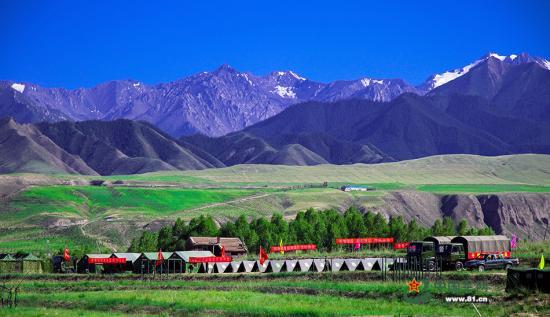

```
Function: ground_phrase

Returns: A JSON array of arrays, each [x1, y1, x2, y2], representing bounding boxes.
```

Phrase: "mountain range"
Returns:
[[4, 52, 548, 138], [1, 52, 549, 175]]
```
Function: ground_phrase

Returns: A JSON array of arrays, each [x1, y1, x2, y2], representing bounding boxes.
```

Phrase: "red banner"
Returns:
[[393, 242, 410, 250], [336, 237, 394, 244], [270, 244, 317, 253], [88, 257, 126, 265], [188, 256, 232, 263]]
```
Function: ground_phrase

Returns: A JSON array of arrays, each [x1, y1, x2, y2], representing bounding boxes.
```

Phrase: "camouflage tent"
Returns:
[[0, 254, 17, 274], [0, 254, 15, 261], [0, 253, 43, 274], [17, 254, 42, 274], [297, 259, 313, 272]]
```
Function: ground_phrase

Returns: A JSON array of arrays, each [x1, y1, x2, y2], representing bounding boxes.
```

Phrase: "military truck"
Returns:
[[406, 235, 514, 271], [435, 242, 467, 270], [405, 241, 437, 271]]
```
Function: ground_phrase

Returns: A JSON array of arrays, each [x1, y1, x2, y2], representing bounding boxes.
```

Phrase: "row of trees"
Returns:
[[128, 208, 494, 253]]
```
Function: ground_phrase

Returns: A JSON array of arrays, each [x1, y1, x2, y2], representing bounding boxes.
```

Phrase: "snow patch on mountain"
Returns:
[[272, 85, 296, 98], [288, 71, 305, 81], [361, 78, 384, 87], [11, 83, 25, 93], [273, 71, 306, 81], [238, 73, 254, 85], [431, 59, 485, 89], [489, 53, 506, 61]]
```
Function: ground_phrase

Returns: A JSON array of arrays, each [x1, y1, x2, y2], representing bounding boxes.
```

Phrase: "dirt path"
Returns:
[[75, 193, 273, 250], [79, 220, 117, 251], [181, 193, 272, 212]]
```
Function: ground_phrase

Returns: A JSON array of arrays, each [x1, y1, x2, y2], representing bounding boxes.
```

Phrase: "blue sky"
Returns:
[[1, 0, 549, 88]]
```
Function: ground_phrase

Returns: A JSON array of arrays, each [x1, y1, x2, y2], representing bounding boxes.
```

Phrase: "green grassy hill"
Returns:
[[1, 154, 549, 253], [97, 154, 550, 186]]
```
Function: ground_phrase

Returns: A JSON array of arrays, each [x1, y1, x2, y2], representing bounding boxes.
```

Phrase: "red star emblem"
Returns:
[[407, 277, 422, 293]]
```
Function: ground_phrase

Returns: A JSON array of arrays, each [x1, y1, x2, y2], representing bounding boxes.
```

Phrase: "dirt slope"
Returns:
[[374, 191, 549, 240]]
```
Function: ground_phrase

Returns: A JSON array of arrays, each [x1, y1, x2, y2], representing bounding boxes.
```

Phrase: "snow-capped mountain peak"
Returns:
[[420, 52, 550, 91], [360, 78, 384, 87], [269, 70, 306, 81], [11, 83, 25, 93], [422, 58, 484, 90]]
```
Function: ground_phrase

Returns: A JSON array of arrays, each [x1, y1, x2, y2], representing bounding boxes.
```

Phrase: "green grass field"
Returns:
[[0, 273, 546, 316], [0, 186, 264, 252], [27, 154, 550, 186], [5, 186, 260, 221], [417, 184, 550, 193], [178, 154, 550, 186], [1, 154, 550, 253]]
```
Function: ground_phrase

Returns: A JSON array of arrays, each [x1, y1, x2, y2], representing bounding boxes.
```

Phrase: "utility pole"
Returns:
[[543, 219, 549, 241]]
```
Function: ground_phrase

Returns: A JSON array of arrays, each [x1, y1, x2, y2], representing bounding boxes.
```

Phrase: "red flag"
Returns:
[[63, 247, 70, 262], [259, 246, 268, 265], [155, 249, 164, 267], [221, 245, 226, 257]]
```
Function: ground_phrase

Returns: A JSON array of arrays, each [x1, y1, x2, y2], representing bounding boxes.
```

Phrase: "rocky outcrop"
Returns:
[[477, 194, 550, 241], [374, 191, 550, 240]]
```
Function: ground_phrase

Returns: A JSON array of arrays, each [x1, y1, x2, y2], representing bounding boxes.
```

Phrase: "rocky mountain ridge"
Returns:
[[2, 52, 547, 137]]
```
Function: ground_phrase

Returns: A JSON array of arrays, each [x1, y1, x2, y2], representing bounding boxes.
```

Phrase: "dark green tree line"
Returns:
[[129, 208, 495, 253]]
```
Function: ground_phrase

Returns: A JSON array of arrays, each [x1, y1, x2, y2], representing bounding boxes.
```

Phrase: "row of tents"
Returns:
[[203, 258, 384, 274], [0, 253, 43, 274], [59, 250, 388, 274]]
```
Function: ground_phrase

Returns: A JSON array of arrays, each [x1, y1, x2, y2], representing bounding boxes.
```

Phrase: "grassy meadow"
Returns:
[[6, 186, 259, 220], [1, 154, 550, 253], [1, 272, 547, 316]]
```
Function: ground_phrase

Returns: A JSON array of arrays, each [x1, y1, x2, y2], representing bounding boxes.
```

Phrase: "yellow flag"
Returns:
[[279, 238, 284, 255], [538, 254, 545, 269]]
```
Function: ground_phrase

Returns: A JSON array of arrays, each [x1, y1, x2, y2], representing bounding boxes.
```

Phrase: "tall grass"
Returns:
[[7, 186, 259, 220]]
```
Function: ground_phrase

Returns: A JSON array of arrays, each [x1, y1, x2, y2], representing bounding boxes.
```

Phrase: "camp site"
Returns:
[[1, 159, 549, 317], [2, 4, 550, 314], [1, 221, 548, 316], [1, 169, 549, 316]]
